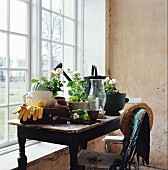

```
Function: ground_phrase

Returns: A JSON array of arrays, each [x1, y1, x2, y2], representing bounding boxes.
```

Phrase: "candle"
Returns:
[[95, 97, 99, 110]]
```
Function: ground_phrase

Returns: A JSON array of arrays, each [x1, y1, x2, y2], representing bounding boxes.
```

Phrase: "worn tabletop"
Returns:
[[8, 116, 120, 133]]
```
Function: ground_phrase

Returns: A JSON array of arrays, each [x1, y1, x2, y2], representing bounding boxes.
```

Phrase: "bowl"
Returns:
[[68, 102, 88, 110], [28, 91, 53, 100]]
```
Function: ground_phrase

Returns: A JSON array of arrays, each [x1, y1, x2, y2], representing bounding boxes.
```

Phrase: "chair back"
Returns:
[[119, 109, 146, 169]]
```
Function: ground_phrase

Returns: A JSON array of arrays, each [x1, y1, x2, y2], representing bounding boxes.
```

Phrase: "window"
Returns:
[[0, 0, 30, 147], [41, 0, 77, 77], [0, 0, 83, 148]]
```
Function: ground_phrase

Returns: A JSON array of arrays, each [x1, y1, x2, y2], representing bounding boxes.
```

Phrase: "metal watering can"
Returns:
[[84, 65, 106, 95]]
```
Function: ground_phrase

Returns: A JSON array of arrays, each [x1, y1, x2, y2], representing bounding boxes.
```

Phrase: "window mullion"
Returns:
[[38, 0, 42, 78], [5, 0, 10, 143], [62, 0, 64, 69], [49, 9, 52, 70], [27, 0, 31, 92], [74, 0, 77, 71], [76, 0, 84, 76]]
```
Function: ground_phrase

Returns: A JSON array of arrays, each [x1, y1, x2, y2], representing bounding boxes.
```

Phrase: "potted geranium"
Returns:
[[31, 68, 64, 97], [104, 77, 128, 116], [67, 71, 88, 110]]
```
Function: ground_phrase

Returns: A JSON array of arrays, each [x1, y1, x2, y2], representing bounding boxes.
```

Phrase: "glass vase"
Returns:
[[88, 79, 106, 114]]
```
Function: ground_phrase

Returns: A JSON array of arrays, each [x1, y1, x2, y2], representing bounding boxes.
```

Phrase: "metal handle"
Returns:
[[91, 65, 98, 77]]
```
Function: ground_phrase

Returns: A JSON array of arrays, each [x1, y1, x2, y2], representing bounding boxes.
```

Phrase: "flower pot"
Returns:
[[68, 102, 88, 110], [87, 110, 99, 121], [104, 93, 129, 116]]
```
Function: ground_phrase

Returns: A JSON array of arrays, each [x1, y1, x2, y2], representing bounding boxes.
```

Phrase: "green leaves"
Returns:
[[67, 72, 88, 102], [69, 96, 78, 102], [31, 79, 39, 83], [104, 79, 119, 94], [71, 109, 90, 121], [31, 74, 63, 96], [83, 113, 90, 121]]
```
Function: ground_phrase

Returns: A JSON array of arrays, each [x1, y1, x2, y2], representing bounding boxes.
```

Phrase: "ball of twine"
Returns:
[[120, 102, 153, 137]]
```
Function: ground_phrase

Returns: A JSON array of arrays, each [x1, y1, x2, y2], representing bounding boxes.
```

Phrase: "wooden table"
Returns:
[[8, 116, 120, 170]]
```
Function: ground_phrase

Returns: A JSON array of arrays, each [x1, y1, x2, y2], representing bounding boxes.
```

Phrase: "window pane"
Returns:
[[64, 0, 75, 18], [64, 46, 74, 70], [0, 0, 7, 30], [42, 10, 50, 40], [42, 71, 49, 78], [64, 19, 74, 45], [0, 33, 7, 68], [52, 0, 62, 14], [52, 14, 62, 42], [9, 106, 18, 141], [10, 0, 28, 34], [42, 0, 51, 10], [0, 108, 5, 143], [52, 43, 62, 69], [9, 71, 26, 105], [0, 71, 7, 105], [10, 35, 27, 68], [42, 41, 50, 70]]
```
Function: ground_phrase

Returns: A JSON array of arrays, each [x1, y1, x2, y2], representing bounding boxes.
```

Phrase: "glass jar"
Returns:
[[88, 79, 106, 114]]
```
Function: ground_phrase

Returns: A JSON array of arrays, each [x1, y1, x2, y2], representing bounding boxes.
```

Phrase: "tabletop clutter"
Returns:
[[12, 64, 112, 125]]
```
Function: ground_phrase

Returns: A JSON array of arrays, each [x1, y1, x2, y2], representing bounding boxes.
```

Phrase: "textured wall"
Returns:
[[106, 0, 167, 169], [26, 147, 70, 170]]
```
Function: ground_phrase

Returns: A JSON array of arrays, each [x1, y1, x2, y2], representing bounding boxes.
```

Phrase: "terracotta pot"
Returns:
[[104, 93, 129, 116], [87, 110, 99, 121], [68, 102, 88, 110]]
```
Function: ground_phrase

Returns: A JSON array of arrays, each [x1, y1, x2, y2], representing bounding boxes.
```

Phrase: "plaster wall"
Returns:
[[106, 0, 167, 168]]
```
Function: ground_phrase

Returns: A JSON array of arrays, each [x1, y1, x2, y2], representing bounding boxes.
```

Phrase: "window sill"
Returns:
[[0, 142, 67, 170]]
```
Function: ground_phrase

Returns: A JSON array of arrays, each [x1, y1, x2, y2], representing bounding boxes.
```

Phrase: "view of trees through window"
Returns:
[[0, 0, 78, 147], [0, 0, 29, 146], [41, 0, 76, 77]]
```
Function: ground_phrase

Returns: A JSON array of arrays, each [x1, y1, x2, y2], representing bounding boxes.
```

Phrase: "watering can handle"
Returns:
[[91, 65, 98, 77], [125, 98, 129, 103]]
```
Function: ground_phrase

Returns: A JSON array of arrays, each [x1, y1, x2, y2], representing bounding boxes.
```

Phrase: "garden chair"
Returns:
[[102, 98, 143, 153], [103, 102, 153, 169], [77, 107, 151, 170]]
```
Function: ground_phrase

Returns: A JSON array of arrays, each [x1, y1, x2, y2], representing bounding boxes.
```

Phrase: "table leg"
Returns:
[[18, 130, 27, 170], [79, 142, 88, 170], [68, 137, 79, 170], [80, 142, 87, 150]]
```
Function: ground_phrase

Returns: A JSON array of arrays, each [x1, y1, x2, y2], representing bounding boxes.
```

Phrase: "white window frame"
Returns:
[[0, 0, 84, 149], [0, 0, 31, 148], [31, 0, 84, 78], [31, 0, 84, 98]]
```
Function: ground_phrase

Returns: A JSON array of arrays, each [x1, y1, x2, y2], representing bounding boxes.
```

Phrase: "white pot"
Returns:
[[28, 91, 53, 100]]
